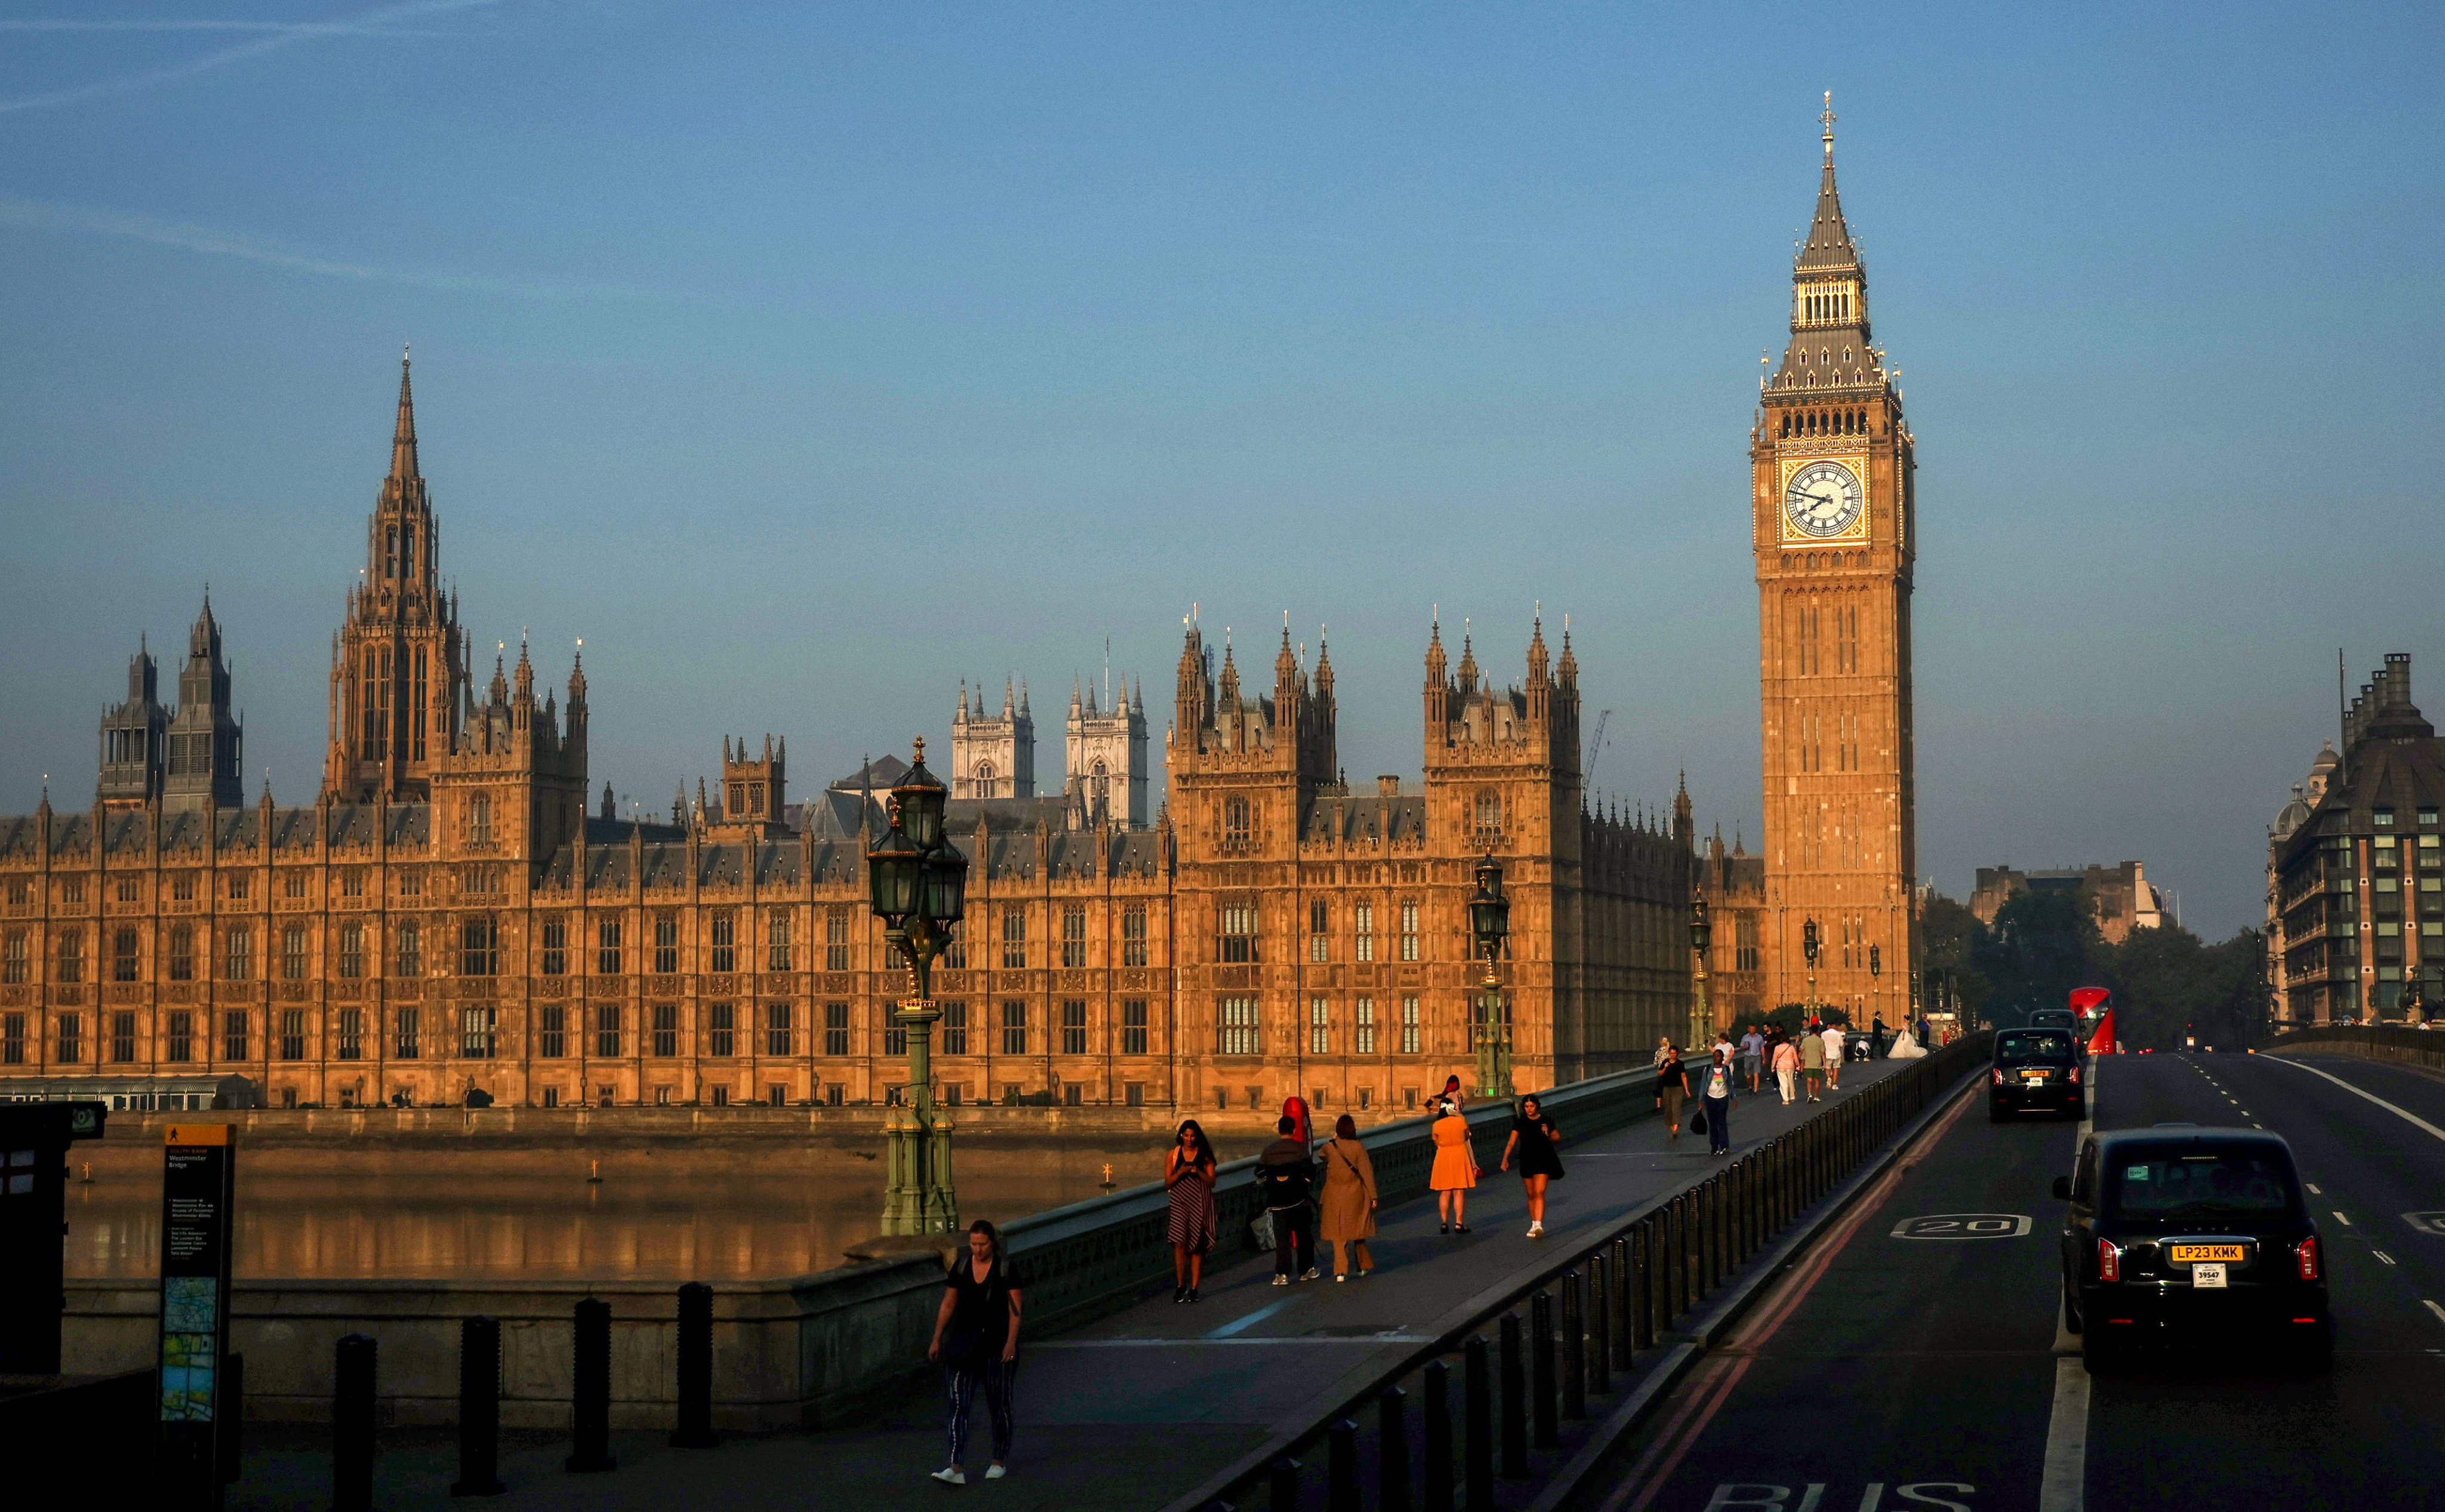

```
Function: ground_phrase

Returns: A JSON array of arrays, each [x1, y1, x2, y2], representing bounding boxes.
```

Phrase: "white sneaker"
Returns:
[[932, 1467, 966, 1485], [984, 1465, 1008, 1480], [1528, 1222, 1544, 1237], [1272, 1273, 1291, 1286], [1300, 1268, 1321, 1282]]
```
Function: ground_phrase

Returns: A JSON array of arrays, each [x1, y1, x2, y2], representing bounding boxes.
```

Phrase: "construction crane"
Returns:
[[1584, 709, 1612, 789]]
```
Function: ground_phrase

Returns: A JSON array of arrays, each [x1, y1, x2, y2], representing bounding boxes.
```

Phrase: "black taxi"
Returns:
[[2053, 1127, 2330, 1370], [1988, 1028, 2083, 1120]]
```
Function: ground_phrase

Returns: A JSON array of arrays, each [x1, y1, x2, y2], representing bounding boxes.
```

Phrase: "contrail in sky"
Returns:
[[0, 0, 507, 115]]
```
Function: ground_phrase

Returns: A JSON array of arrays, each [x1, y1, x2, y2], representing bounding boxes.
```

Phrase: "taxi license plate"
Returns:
[[2169, 1243, 2245, 1264], [2191, 1262, 2228, 1288], [2020, 1070, 2049, 1081]]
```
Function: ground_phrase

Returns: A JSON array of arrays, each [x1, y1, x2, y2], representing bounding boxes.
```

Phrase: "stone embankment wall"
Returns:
[[2264, 1023, 2445, 1075]]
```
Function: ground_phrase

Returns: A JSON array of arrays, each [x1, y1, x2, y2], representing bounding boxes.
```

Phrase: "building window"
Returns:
[[1735, 914, 1761, 973], [167, 925, 194, 983], [397, 922, 421, 978], [768, 911, 793, 972], [284, 870, 307, 900], [1061, 999, 1088, 1054], [2, 931, 26, 986], [540, 917, 566, 976], [57, 1012, 82, 1064], [113, 927, 141, 982], [825, 1002, 851, 1057], [654, 916, 679, 975], [171, 872, 196, 903], [708, 1002, 735, 1058], [538, 1003, 567, 1059], [59, 876, 85, 905], [764, 1002, 792, 1056], [4, 879, 24, 906], [335, 1008, 362, 1061], [942, 1000, 968, 1056], [1122, 907, 1148, 968], [460, 916, 498, 977], [57, 928, 84, 984], [166, 1010, 193, 1063], [341, 869, 365, 899], [226, 874, 247, 901], [944, 925, 966, 971], [116, 877, 139, 904], [339, 923, 366, 980], [1218, 997, 1260, 1057], [1000, 1000, 1027, 1055], [280, 1009, 306, 1061], [1356, 997, 1377, 1055], [711, 911, 737, 973], [112, 1010, 138, 1063], [461, 866, 501, 896], [1474, 790, 1502, 838], [827, 907, 852, 971], [1400, 901, 1421, 962], [1221, 901, 1258, 963], [461, 1006, 496, 1060], [1000, 910, 1028, 969], [594, 1004, 620, 1058], [221, 926, 249, 981], [2374, 836, 2398, 870], [470, 795, 493, 847], [223, 1010, 248, 1062], [281, 924, 309, 981], [884, 1006, 907, 1058], [2375, 806, 2395, 827], [597, 917, 622, 975], [1061, 906, 1088, 969], [652, 1003, 679, 1058], [1400, 996, 1420, 1055], [399, 870, 421, 898], [1310, 900, 1331, 962], [1122, 999, 1148, 1055], [1225, 796, 1251, 848], [3, 1011, 27, 1066], [1310, 997, 1331, 1055]]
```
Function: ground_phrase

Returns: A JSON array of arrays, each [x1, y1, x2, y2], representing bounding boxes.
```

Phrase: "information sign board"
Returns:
[[158, 1123, 236, 1508]]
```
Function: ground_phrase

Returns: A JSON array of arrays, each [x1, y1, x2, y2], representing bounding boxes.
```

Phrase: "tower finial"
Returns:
[[1821, 90, 1836, 164]]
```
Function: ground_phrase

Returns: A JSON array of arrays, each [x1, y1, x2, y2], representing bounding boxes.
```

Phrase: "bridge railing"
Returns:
[[2262, 1023, 2445, 1073], [1169, 1031, 1994, 1512]]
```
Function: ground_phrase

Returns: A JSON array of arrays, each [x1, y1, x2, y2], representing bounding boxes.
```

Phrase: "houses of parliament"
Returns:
[[0, 110, 1920, 1112]]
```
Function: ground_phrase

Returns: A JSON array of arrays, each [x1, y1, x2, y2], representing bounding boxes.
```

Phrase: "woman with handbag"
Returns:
[[1317, 1113, 1379, 1279], [1701, 1048, 1736, 1156], [926, 1220, 1024, 1485]]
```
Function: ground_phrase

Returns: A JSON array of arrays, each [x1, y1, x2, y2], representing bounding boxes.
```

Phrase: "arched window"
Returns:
[[1474, 790, 1502, 837], [1224, 796, 1251, 847], [973, 761, 996, 799], [1091, 759, 1108, 814]]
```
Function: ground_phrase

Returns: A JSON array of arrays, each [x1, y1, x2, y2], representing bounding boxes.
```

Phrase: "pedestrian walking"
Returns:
[[1258, 1115, 1319, 1283], [1821, 1022, 1847, 1091], [1701, 1049, 1735, 1156], [1428, 1098, 1479, 1233], [1317, 1113, 1378, 1280], [1499, 1093, 1566, 1237], [1655, 1039, 1690, 1139], [926, 1220, 1023, 1485], [1771, 1032, 1800, 1104], [1739, 1025, 1766, 1094], [1799, 1024, 1825, 1101], [1165, 1119, 1218, 1302]]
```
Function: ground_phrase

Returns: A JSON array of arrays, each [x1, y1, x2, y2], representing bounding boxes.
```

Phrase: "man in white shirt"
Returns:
[[1738, 1027, 1766, 1093], [1821, 1023, 1848, 1092]]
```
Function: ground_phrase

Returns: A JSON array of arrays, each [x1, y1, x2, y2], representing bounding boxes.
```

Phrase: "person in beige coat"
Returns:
[[1317, 1113, 1379, 1280]]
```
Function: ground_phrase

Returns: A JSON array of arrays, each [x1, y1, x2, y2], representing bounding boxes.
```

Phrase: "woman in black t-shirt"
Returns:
[[926, 1219, 1025, 1485]]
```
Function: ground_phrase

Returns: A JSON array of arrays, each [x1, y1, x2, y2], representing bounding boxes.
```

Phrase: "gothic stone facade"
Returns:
[[0, 362, 1694, 1111]]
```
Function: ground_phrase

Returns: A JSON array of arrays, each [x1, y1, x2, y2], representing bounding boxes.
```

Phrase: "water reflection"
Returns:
[[68, 1141, 1178, 1282]]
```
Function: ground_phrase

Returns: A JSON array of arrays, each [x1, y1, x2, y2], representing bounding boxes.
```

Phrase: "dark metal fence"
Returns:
[[2263, 1023, 2445, 1073]]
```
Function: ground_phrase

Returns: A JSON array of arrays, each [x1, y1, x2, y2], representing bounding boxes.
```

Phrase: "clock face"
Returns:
[[1784, 460, 1864, 539]]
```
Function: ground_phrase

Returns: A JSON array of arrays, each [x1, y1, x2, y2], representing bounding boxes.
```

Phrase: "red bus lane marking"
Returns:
[[1597, 1086, 1983, 1512]]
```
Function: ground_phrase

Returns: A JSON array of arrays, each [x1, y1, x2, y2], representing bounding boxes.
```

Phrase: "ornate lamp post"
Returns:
[[867, 738, 968, 1236], [1801, 917, 1821, 1026], [1688, 894, 1713, 1054], [1868, 943, 1882, 1033], [1467, 855, 1512, 1099]]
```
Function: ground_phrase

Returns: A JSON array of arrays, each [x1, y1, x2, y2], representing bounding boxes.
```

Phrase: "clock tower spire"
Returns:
[[1747, 94, 1918, 1030]]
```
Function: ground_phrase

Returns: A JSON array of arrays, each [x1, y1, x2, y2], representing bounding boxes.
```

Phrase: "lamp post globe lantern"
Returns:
[[868, 738, 962, 1237], [1468, 855, 1512, 1098], [1800, 917, 1820, 1027]]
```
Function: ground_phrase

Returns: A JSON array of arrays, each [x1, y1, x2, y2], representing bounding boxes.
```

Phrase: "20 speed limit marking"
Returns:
[[1890, 1214, 2033, 1240]]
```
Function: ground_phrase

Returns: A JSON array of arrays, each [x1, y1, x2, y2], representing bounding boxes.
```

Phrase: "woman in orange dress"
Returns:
[[1428, 1099, 1479, 1234]]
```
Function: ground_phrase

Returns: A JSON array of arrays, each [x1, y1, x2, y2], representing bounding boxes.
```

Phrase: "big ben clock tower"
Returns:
[[1751, 96, 1917, 1026]]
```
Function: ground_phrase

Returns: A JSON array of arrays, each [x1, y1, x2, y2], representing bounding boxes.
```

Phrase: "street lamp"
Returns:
[[1801, 917, 1820, 1026], [1467, 855, 1512, 1098], [1868, 943, 1882, 1034], [1689, 894, 1713, 1054], [866, 738, 968, 1236]]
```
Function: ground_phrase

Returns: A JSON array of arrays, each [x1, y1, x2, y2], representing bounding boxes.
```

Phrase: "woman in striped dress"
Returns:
[[1165, 1119, 1219, 1302]]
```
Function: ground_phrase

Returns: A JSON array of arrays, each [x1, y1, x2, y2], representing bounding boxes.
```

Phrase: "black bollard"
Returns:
[[1561, 1271, 1588, 1418], [1498, 1311, 1527, 1479], [451, 1316, 506, 1496], [1529, 1291, 1559, 1449], [672, 1282, 718, 1449], [1610, 1235, 1633, 1359], [1380, 1386, 1413, 1512], [1631, 1223, 1653, 1351], [1588, 1252, 1611, 1393], [332, 1333, 377, 1512], [1268, 1455, 1303, 1512], [1463, 1338, 1493, 1511], [1328, 1418, 1360, 1512], [566, 1297, 617, 1473], [218, 1351, 245, 1486]]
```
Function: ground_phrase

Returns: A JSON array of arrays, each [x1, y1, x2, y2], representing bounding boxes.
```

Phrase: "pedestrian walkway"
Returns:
[[226, 1060, 1911, 1512]]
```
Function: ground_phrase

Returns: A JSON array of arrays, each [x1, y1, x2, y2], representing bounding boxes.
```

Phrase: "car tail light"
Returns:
[[2068, 1065, 2081, 1085], [1992, 1070, 2005, 1086], [2096, 1238, 2121, 1282], [2296, 1237, 2319, 1280]]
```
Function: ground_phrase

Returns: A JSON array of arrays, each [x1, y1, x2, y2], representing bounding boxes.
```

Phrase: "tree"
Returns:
[[1919, 891, 1993, 1026], [1972, 890, 2101, 1027]]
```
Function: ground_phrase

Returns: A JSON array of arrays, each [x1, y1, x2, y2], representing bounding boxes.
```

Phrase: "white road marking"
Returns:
[[2039, 1356, 2090, 1512], [2334, 1211, 2353, 1226], [2262, 1055, 2445, 1141], [2309, 1184, 2323, 1195], [2426, 1300, 2445, 1327], [2372, 1251, 2395, 1266], [1205, 1297, 1297, 1338]]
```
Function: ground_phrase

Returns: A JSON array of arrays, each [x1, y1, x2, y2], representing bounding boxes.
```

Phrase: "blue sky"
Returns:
[[1, 2, 2438, 939]]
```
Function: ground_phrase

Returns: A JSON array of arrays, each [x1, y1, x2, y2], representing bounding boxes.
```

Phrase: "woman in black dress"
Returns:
[[1499, 1094, 1566, 1239], [1165, 1119, 1218, 1301]]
